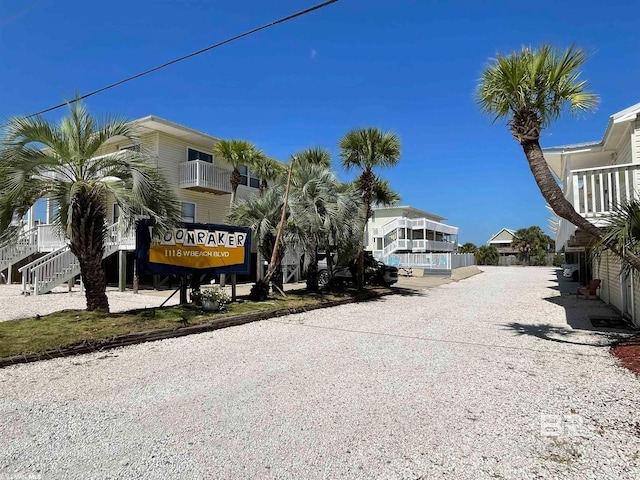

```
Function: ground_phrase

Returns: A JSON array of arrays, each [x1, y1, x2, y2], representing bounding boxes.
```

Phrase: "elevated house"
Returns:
[[368, 205, 462, 270], [487, 228, 519, 265], [1, 116, 270, 294], [543, 101, 640, 325]]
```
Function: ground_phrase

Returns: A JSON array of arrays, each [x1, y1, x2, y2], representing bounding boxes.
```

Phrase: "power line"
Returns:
[[15, 0, 339, 120]]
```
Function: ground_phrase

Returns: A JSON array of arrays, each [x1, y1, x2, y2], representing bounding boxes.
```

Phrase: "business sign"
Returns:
[[136, 220, 252, 275], [565, 246, 586, 253]]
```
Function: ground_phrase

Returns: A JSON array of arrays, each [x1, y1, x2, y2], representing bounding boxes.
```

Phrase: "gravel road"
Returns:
[[1, 267, 639, 479]]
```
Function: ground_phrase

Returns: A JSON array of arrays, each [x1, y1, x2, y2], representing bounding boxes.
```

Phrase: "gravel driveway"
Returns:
[[1, 267, 639, 479]]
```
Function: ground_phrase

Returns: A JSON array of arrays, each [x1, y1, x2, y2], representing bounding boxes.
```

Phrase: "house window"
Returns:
[[238, 165, 260, 188], [187, 148, 213, 163], [113, 204, 120, 224], [181, 202, 196, 223], [239, 165, 248, 185]]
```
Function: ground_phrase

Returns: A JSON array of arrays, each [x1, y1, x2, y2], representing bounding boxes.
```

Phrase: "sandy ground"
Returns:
[[1, 266, 639, 479]]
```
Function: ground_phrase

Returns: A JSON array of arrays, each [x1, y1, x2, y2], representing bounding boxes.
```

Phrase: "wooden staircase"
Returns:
[[19, 223, 122, 295]]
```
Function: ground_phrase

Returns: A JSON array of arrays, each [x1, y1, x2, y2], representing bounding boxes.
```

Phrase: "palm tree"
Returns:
[[339, 127, 401, 286], [227, 184, 287, 274], [477, 44, 640, 272], [0, 100, 180, 311], [288, 161, 362, 291], [213, 139, 263, 205], [459, 243, 477, 254], [295, 146, 332, 168], [476, 245, 499, 265], [251, 156, 285, 195]]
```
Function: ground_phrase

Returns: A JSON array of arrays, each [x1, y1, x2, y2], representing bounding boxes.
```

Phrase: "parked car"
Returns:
[[317, 251, 399, 287], [561, 263, 580, 281]]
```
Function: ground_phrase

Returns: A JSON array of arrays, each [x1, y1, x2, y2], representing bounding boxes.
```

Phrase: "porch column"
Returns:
[[118, 250, 127, 292]]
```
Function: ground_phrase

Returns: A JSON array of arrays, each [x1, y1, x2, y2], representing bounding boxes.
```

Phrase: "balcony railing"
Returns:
[[373, 217, 459, 238], [179, 161, 233, 194], [570, 163, 638, 218]]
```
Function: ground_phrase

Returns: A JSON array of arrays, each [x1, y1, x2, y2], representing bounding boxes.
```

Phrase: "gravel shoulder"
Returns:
[[1, 267, 639, 479]]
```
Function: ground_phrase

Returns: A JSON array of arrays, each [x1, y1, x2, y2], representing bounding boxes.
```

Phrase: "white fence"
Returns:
[[379, 252, 476, 271]]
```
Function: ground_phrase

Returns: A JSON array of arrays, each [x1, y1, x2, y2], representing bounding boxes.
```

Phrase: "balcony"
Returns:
[[555, 163, 640, 251], [569, 163, 638, 218], [179, 161, 233, 194]]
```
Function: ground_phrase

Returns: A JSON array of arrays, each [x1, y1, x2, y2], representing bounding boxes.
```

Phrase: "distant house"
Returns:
[[487, 228, 519, 265], [367, 205, 460, 270]]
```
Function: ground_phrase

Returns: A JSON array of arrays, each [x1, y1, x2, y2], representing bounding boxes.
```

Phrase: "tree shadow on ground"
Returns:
[[504, 321, 615, 347]]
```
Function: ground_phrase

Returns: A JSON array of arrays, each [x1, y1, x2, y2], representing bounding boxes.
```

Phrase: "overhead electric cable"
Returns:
[[12, 0, 339, 120]]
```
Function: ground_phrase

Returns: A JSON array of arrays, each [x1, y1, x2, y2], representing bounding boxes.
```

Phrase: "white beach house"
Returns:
[[543, 101, 640, 324], [1, 116, 267, 294]]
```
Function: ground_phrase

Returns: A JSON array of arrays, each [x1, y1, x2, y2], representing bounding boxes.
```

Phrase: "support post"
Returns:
[[118, 250, 127, 292], [231, 274, 237, 302], [179, 275, 187, 304], [133, 260, 139, 294]]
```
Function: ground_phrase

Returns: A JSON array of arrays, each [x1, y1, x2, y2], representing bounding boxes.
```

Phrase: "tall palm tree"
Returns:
[[477, 44, 640, 272], [251, 156, 285, 194], [339, 127, 401, 286], [0, 100, 180, 311], [213, 139, 263, 205], [288, 162, 361, 291], [295, 146, 332, 168], [226, 184, 287, 274]]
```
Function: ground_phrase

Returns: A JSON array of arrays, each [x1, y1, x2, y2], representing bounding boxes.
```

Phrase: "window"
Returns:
[[238, 164, 260, 188], [188, 148, 213, 163], [239, 165, 248, 186], [181, 202, 196, 223], [113, 204, 120, 224]]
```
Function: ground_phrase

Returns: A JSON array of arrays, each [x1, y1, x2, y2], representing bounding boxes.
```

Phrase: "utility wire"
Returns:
[[14, 0, 339, 120]]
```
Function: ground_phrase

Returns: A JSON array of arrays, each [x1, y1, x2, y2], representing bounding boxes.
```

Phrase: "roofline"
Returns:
[[372, 204, 446, 222], [131, 115, 222, 144], [487, 227, 519, 243], [543, 101, 640, 154]]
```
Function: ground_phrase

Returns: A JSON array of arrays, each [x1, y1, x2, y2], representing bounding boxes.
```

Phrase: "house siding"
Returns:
[[618, 137, 632, 165], [489, 230, 515, 243], [632, 120, 640, 163], [595, 251, 623, 313]]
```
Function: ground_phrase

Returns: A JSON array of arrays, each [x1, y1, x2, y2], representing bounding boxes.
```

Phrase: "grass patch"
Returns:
[[0, 287, 385, 359]]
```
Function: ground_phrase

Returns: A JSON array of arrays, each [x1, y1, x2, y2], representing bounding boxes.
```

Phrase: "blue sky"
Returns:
[[1, 0, 638, 245]]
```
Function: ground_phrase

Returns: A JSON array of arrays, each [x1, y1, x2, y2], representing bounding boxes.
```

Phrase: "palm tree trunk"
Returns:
[[356, 169, 376, 288], [79, 253, 109, 311], [522, 140, 640, 271], [230, 169, 242, 206], [306, 237, 319, 291]]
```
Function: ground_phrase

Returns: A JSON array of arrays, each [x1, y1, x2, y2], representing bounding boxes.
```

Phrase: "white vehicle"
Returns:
[[562, 263, 579, 281]]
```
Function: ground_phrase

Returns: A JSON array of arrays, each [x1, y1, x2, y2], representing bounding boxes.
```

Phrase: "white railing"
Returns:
[[20, 246, 78, 295], [20, 222, 125, 295], [0, 227, 39, 283], [37, 224, 67, 251], [179, 161, 233, 193], [378, 252, 475, 270], [570, 163, 638, 217], [375, 217, 459, 238], [411, 240, 456, 252]]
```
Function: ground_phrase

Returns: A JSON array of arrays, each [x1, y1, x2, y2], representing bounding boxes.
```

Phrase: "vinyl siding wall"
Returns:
[[594, 250, 624, 314], [632, 120, 640, 163]]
